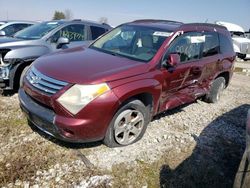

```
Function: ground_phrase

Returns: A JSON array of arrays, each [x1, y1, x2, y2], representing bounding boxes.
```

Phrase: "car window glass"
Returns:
[[51, 24, 85, 43], [219, 33, 234, 54], [90, 26, 106, 40], [91, 25, 171, 62], [202, 32, 219, 57], [2, 24, 30, 36], [165, 32, 203, 63]]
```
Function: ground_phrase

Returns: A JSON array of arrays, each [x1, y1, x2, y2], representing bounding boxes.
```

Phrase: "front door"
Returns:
[[159, 32, 203, 111]]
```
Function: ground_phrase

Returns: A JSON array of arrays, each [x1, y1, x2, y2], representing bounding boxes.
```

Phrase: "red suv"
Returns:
[[19, 20, 235, 147]]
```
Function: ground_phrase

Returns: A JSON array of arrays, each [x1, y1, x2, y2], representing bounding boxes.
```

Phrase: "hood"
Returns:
[[0, 37, 39, 48], [232, 37, 250, 43], [0, 37, 22, 44], [34, 47, 149, 85]]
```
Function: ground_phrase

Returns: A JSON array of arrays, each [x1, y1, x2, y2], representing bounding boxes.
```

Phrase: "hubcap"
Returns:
[[216, 83, 224, 101], [114, 109, 144, 145]]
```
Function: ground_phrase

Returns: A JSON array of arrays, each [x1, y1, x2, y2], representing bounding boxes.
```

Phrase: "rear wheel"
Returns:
[[104, 99, 150, 147], [205, 77, 225, 103]]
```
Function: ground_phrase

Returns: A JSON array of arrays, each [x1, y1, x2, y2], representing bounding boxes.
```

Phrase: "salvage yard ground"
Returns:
[[0, 65, 250, 187]]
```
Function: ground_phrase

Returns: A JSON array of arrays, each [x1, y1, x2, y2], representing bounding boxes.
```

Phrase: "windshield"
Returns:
[[14, 21, 62, 40], [91, 25, 172, 62], [231, 31, 246, 38]]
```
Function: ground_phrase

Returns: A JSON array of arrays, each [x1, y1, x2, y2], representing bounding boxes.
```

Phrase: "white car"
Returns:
[[0, 21, 36, 37], [216, 21, 250, 60]]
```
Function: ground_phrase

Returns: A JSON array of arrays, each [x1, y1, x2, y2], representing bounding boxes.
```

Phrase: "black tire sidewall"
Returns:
[[206, 77, 225, 103], [104, 99, 150, 147]]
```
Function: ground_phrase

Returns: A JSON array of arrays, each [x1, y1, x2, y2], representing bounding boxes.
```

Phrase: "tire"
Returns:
[[19, 66, 30, 88], [205, 77, 225, 103], [103, 99, 150, 147]]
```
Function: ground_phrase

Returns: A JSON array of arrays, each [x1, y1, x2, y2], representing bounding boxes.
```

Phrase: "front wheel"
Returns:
[[104, 99, 150, 147], [205, 77, 225, 103]]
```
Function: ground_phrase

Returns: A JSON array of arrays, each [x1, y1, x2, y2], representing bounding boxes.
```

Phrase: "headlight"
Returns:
[[0, 66, 10, 80], [57, 83, 110, 115]]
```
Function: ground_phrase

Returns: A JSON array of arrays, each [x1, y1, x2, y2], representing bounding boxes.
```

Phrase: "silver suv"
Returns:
[[0, 19, 111, 93]]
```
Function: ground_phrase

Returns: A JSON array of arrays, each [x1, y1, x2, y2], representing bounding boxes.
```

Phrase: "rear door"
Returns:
[[197, 31, 221, 92]]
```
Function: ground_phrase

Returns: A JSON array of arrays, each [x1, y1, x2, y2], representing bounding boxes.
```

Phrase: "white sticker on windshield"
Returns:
[[190, 36, 205, 43], [153, 31, 173, 37], [47, 22, 58, 25]]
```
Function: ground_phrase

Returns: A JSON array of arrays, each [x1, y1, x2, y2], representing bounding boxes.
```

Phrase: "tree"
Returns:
[[99, 17, 108, 24], [52, 11, 65, 20], [64, 9, 73, 20]]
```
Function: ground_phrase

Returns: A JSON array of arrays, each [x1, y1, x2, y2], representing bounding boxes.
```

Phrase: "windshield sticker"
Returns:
[[190, 36, 205, 43], [153, 31, 173, 37], [47, 22, 58, 25]]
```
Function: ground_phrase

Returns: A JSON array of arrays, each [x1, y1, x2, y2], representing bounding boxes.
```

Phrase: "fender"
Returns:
[[4, 45, 50, 62], [111, 79, 162, 116], [233, 43, 240, 53]]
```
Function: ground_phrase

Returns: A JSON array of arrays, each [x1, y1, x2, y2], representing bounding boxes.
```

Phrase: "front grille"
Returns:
[[26, 66, 68, 95], [241, 43, 250, 54]]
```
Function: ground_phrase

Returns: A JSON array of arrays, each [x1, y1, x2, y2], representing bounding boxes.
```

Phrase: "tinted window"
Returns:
[[166, 32, 203, 63], [219, 33, 234, 54], [202, 32, 219, 57], [15, 22, 62, 40], [90, 26, 106, 40], [52, 24, 85, 42]]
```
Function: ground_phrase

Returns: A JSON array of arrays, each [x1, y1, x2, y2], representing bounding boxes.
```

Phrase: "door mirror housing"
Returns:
[[0, 30, 6, 36], [56, 37, 70, 49], [168, 53, 180, 67]]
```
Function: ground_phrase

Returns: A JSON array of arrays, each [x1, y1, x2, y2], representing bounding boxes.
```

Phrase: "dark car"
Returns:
[[0, 20, 36, 37], [19, 19, 235, 147], [234, 109, 250, 188], [0, 19, 111, 92]]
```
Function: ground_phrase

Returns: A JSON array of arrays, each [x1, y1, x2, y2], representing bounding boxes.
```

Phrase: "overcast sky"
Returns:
[[0, 0, 249, 30]]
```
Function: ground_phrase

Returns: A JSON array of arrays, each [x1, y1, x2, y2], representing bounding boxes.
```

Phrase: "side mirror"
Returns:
[[56, 37, 70, 49], [0, 30, 6, 36], [167, 53, 180, 67]]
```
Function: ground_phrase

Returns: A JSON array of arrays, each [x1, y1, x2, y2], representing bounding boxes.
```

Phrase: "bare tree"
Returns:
[[64, 9, 74, 20], [99, 17, 108, 24]]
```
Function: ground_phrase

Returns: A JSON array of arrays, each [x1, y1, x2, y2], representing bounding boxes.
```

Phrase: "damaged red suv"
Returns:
[[19, 20, 235, 147]]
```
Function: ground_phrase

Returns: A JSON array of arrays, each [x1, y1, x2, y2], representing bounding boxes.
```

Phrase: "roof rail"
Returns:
[[182, 23, 227, 30], [72, 19, 82, 21], [132, 19, 183, 24]]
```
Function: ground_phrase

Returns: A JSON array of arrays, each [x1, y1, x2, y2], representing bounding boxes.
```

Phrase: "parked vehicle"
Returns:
[[245, 31, 250, 40], [0, 20, 111, 92], [216, 21, 250, 60], [0, 20, 35, 37], [19, 19, 235, 147], [234, 109, 250, 187]]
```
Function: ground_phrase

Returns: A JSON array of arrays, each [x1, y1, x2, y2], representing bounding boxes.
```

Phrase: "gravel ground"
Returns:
[[0, 73, 250, 187]]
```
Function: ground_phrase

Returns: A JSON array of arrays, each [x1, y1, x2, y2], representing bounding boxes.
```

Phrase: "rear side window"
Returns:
[[202, 32, 219, 57], [90, 26, 106, 40], [219, 33, 234, 54]]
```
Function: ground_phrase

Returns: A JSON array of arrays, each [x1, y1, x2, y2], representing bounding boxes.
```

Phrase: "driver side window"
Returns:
[[164, 32, 203, 63], [51, 24, 85, 43]]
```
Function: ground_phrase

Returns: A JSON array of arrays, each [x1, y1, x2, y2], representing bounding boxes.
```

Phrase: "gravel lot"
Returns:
[[0, 72, 250, 187]]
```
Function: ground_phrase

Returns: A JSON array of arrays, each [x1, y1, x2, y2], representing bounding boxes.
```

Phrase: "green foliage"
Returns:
[[52, 11, 66, 20]]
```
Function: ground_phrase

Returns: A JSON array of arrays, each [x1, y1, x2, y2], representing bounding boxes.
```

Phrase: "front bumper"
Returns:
[[19, 88, 106, 143]]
